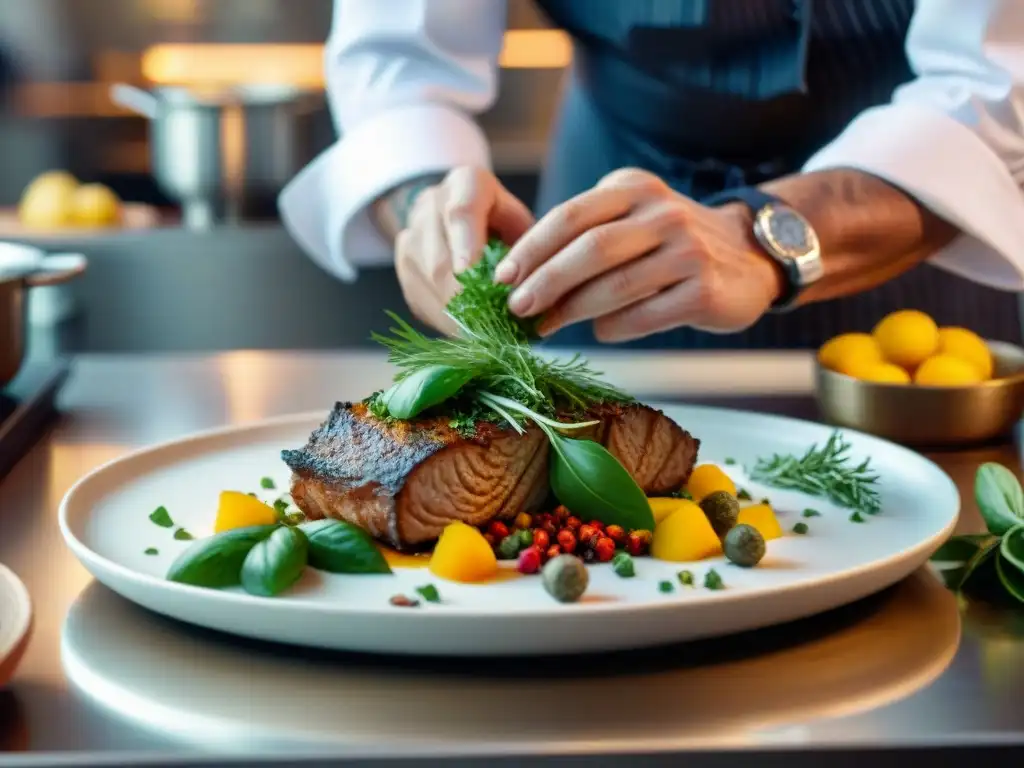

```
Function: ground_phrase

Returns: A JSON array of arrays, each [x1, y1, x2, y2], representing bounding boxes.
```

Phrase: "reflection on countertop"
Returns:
[[59, 571, 960, 755]]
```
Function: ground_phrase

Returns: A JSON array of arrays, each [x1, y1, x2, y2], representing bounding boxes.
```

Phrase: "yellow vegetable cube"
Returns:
[[651, 502, 723, 562], [429, 521, 498, 583], [685, 464, 737, 502], [736, 503, 783, 541], [214, 491, 279, 532], [648, 497, 688, 525]]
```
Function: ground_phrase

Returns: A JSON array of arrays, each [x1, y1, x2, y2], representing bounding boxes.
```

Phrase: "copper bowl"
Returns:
[[815, 340, 1024, 447]]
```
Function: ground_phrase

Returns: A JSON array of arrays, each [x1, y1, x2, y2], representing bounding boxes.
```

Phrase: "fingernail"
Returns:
[[494, 260, 518, 284], [508, 289, 533, 316]]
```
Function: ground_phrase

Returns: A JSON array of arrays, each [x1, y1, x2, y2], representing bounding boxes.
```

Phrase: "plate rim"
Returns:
[[58, 404, 960, 619], [0, 561, 33, 669]]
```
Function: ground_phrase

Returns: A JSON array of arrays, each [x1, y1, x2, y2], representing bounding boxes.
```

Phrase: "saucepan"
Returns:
[[0, 243, 87, 388], [110, 83, 322, 228]]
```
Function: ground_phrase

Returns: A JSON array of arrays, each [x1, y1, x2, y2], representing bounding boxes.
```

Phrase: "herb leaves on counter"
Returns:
[[932, 462, 1024, 604], [149, 506, 174, 528]]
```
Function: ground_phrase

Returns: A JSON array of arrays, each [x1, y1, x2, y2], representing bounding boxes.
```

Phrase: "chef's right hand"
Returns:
[[389, 167, 535, 335]]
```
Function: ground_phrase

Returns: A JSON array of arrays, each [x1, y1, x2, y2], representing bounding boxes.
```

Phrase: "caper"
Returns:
[[541, 554, 589, 603], [699, 490, 740, 538], [723, 524, 766, 567]]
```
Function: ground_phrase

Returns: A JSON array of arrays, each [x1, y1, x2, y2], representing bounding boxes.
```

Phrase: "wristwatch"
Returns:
[[703, 186, 823, 312]]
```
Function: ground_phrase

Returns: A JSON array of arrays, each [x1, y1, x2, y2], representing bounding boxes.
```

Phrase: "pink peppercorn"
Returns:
[[517, 546, 543, 574]]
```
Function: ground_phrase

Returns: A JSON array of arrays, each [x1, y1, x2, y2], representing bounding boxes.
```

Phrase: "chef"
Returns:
[[279, 0, 1024, 349]]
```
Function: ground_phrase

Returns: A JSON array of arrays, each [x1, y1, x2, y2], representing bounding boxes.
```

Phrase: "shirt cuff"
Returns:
[[803, 102, 1024, 292], [277, 103, 491, 282]]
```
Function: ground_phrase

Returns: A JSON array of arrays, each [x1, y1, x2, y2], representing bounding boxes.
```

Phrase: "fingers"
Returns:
[[537, 245, 700, 336], [593, 274, 720, 343], [396, 197, 459, 336], [506, 219, 663, 317], [496, 168, 667, 288], [441, 167, 534, 272]]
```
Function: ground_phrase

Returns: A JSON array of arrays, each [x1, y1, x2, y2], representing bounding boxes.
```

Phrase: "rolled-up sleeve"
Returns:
[[278, 0, 506, 281], [803, 0, 1024, 291]]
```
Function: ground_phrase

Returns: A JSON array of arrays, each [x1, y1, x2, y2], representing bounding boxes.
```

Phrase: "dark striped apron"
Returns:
[[534, 0, 1022, 350]]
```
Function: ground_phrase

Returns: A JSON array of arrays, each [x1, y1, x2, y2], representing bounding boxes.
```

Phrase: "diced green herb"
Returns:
[[173, 528, 194, 540], [149, 506, 174, 528], [284, 512, 306, 526], [611, 551, 635, 577], [802, 508, 821, 518], [724, 458, 736, 465], [736, 488, 752, 501], [416, 584, 441, 603], [677, 570, 694, 586], [260, 477, 276, 490], [273, 498, 289, 513], [247, 492, 257, 498], [850, 511, 865, 523], [761, 498, 770, 505], [240, 525, 309, 597], [144, 547, 159, 555], [704, 568, 724, 590], [792, 522, 809, 535], [658, 580, 674, 593]]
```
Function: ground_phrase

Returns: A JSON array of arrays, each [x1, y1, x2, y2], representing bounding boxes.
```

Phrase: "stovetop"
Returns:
[[0, 358, 71, 481]]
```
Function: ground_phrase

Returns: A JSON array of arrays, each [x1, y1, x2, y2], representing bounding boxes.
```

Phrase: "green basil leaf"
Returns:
[[240, 525, 309, 597], [166, 524, 278, 588], [975, 462, 1024, 536], [383, 365, 476, 420], [931, 534, 996, 563], [999, 524, 1024, 573], [996, 550, 1024, 603], [298, 519, 392, 574], [937, 564, 968, 591], [960, 538, 1000, 592], [548, 433, 655, 531]]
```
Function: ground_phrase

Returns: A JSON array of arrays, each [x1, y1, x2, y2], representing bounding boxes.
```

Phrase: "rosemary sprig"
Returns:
[[750, 430, 881, 515]]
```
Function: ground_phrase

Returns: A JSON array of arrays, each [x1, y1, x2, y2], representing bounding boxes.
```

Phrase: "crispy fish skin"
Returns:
[[281, 401, 699, 550]]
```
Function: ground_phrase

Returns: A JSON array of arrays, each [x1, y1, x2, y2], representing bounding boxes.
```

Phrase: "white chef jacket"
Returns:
[[278, 0, 1024, 292]]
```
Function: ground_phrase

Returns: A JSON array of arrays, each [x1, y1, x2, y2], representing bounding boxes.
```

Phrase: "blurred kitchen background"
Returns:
[[0, 0, 567, 353]]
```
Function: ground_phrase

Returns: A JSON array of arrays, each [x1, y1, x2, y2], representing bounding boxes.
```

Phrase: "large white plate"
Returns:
[[0, 562, 32, 687], [59, 404, 959, 656]]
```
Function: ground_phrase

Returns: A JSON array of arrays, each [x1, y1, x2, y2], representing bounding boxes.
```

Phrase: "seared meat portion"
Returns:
[[281, 401, 699, 550]]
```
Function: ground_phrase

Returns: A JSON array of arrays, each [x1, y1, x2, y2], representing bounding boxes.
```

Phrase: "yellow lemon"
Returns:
[[817, 332, 883, 375], [70, 183, 122, 227], [937, 327, 993, 380], [849, 361, 912, 384], [872, 310, 940, 369], [914, 354, 985, 386], [684, 464, 737, 502], [18, 170, 79, 228]]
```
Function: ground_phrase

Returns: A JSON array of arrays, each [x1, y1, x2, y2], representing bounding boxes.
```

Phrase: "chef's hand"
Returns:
[[390, 167, 534, 335], [493, 168, 784, 342]]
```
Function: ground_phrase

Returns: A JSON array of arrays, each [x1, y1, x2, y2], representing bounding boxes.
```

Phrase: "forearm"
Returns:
[[371, 174, 447, 242], [760, 169, 960, 304]]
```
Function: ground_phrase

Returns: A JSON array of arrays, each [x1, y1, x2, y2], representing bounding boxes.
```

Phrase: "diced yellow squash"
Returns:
[[214, 491, 279, 533], [651, 501, 723, 562], [647, 497, 689, 525], [736, 503, 783, 541], [429, 521, 498, 583], [685, 464, 737, 502]]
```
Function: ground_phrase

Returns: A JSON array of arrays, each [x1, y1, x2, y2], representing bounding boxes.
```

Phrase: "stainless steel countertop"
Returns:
[[2, 350, 1024, 766]]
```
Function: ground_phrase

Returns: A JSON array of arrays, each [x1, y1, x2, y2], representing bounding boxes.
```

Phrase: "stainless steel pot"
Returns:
[[1, 253, 86, 388], [111, 83, 322, 229]]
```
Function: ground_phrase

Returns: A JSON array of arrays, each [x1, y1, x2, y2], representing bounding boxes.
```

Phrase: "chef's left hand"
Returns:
[[494, 168, 784, 342]]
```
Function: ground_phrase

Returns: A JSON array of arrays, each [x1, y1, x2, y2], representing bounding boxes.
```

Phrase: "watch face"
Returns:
[[764, 207, 815, 258]]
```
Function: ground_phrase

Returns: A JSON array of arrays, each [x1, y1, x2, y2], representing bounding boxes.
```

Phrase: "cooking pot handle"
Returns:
[[111, 83, 158, 118], [25, 253, 87, 287]]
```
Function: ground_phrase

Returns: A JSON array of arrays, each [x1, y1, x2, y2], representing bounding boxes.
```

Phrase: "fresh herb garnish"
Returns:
[[737, 488, 752, 501], [751, 430, 881, 515], [724, 458, 736, 465], [173, 528, 194, 540], [760, 498, 770, 505], [144, 547, 159, 555], [677, 570, 694, 586], [704, 568, 724, 590], [241, 526, 309, 597], [611, 551, 635, 577], [850, 511, 865, 523], [167, 525, 278, 588], [366, 241, 653, 529], [297, 518, 392, 574], [149, 506, 174, 528], [260, 477, 276, 490], [416, 584, 441, 603], [658, 580, 674, 593], [792, 522, 809, 535], [802, 508, 821, 518], [932, 462, 1024, 604]]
